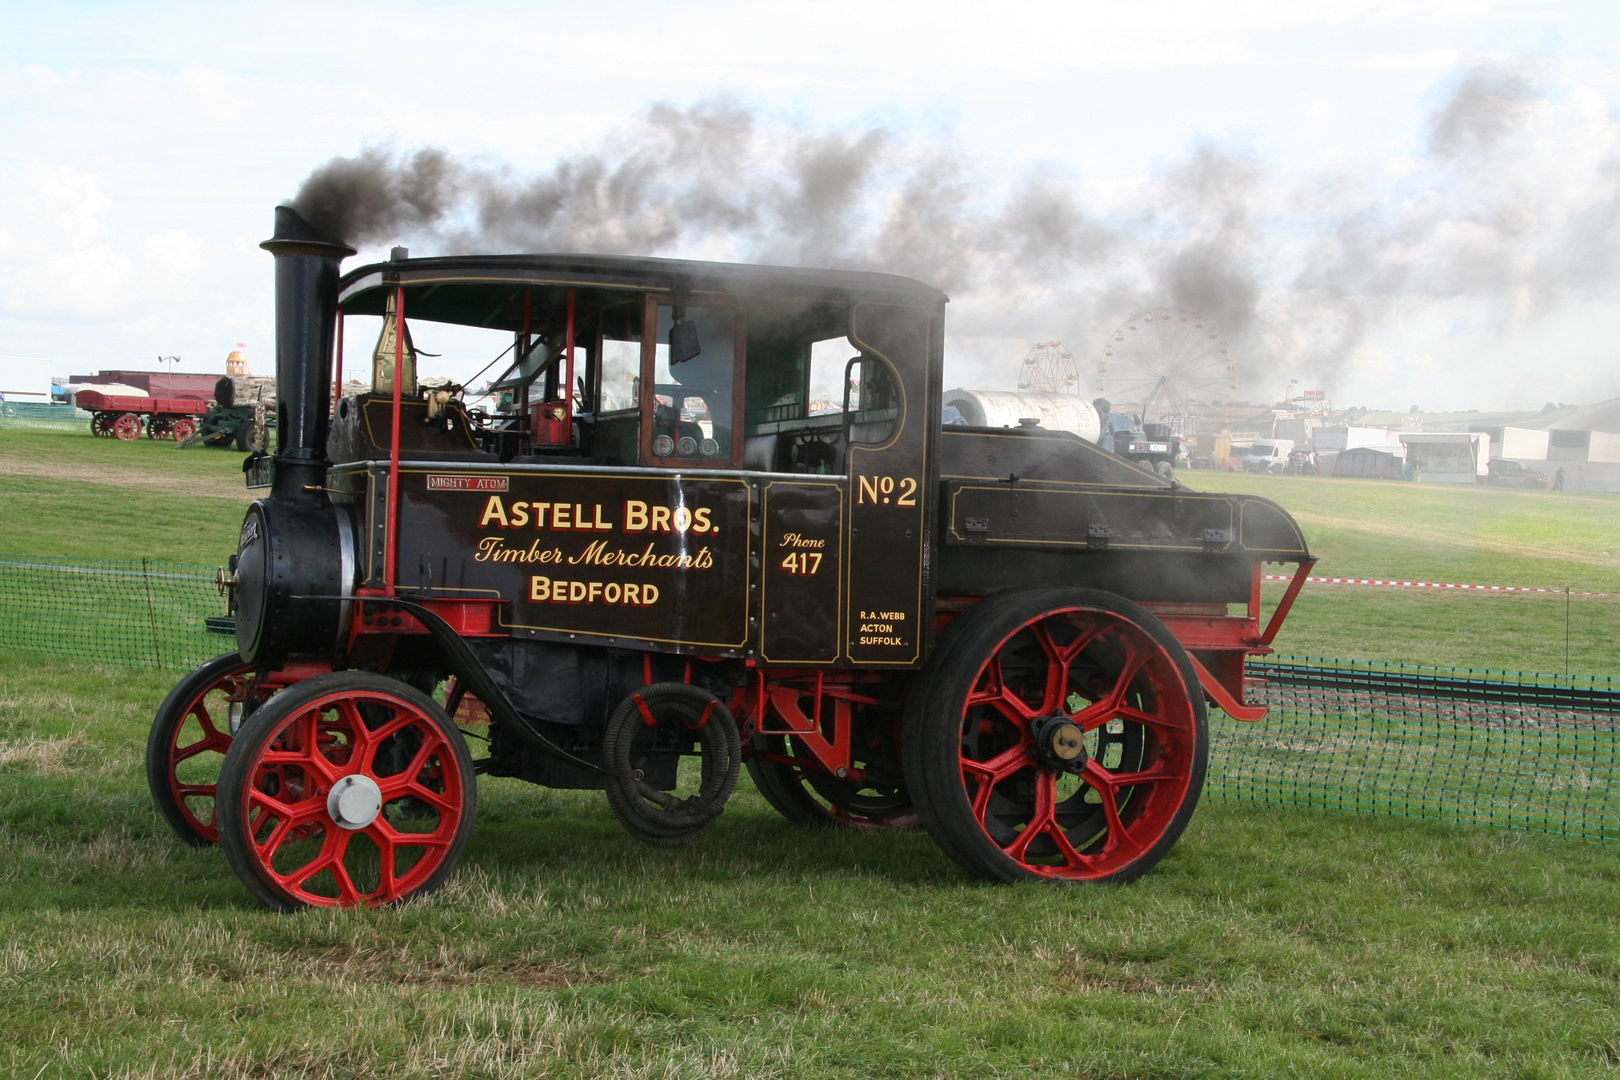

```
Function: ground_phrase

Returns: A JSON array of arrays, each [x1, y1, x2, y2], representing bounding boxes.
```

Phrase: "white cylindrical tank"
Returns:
[[942, 388, 1100, 443]]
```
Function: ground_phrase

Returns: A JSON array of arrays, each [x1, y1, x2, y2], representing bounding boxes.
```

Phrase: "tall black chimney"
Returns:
[[259, 206, 356, 502]]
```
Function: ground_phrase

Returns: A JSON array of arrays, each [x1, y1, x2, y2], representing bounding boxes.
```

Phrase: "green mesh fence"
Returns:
[[1, 555, 1617, 841], [1210, 656, 1620, 842], [0, 556, 227, 671], [0, 403, 91, 430]]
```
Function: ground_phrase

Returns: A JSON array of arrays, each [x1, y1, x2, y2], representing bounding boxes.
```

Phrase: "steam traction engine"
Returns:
[[147, 208, 1313, 909]]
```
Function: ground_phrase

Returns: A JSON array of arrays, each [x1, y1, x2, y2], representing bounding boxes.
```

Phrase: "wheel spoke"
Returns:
[[355, 711, 417, 768], [172, 733, 229, 762], [399, 729, 447, 782], [1080, 761, 1135, 852], [960, 742, 1029, 819], [325, 836, 363, 904], [969, 656, 1041, 725], [369, 825, 398, 897], [1070, 644, 1158, 733], [1031, 618, 1108, 714], [250, 794, 326, 860], [263, 709, 343, 785], [1088, 760, 1176, 790], [1004, 771, 1057, 862], [190, 702, 226, 742], [377, 774, 457, 815]]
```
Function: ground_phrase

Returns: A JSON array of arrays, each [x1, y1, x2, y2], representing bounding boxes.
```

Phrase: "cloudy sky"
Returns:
[[3, 0, 1619, 411]]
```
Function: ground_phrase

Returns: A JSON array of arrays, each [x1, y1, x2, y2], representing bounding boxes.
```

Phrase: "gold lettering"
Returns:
[[651, 505, 670, 532], [509, 501, 530, 528], [693, 507, 712, 533], [553, 503, 571, 529], [625, 500, 648, 531], [478, 496, 508, 528]]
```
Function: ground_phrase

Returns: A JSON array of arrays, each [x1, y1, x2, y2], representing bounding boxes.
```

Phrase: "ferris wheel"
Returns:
[[1016, 340, 1078, 394], [1096, 309, 1237, 432]]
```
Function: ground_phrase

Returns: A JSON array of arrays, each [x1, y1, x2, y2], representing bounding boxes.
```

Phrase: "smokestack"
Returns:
[[259, 206, 356, 502]]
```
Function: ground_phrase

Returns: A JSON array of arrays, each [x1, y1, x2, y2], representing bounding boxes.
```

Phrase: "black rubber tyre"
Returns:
[[146, 653, 272, 846], [603, 682, 740, 847], [217, 672, 477, 911], [745, 746, 831, 825], [904, 588, 1208, 884], [1154, 461, 1175, 479]]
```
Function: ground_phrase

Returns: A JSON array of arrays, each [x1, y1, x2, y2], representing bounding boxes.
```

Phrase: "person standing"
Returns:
[[1555, 467, 1566, 491]]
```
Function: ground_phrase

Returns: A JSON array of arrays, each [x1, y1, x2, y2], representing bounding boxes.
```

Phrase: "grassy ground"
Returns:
[[3, 655, 1618, 1079], [1179, 470, 1620, 674], [0, 424, 250, 563], [1, 426, 1618, 1077]]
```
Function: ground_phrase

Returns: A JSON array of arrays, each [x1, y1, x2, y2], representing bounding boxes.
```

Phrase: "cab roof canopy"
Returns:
[[338, 253, 949, 331]]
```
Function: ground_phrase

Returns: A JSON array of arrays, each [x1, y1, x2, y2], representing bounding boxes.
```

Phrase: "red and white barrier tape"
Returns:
[[1263, 574, 1618, 599]]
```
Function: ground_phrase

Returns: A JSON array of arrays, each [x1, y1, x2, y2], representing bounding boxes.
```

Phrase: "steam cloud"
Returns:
[[289, 66, 1620, 401]]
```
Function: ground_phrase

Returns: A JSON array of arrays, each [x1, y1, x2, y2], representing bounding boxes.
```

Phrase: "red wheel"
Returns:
[[91, 412, 117, 437], [146, 653, 282, 845], [904, 589, 1207, 883], [170, 418, 197, 442], [114, 413, 143, 440], [217, 672, 476, 910], [147, 417, 173, 439]]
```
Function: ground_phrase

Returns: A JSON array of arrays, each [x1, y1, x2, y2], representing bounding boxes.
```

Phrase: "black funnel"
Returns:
[[260, 206, 356, 502]]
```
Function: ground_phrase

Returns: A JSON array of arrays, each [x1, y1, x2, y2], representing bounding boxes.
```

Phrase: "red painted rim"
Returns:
[[171, 418, 196, 441], [239, 687, 468, 907], [163, 667, 257, 842], [114, 414, 142, 441], [955, 608, 1197, 880]]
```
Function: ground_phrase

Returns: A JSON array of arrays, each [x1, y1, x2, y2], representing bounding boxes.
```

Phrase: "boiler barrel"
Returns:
[[942, 388, 1101, 442]]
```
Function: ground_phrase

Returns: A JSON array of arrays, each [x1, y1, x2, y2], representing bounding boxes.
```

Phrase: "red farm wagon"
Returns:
[[75, 388, 210, 442]]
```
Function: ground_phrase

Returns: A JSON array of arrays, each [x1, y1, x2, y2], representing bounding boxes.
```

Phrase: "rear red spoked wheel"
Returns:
[[91, 412, 116, 437], [217, 673, 476, 911], [146, 653, 281, 846], [147, 417, 173, 439], [905, 589, 1207, 883], [114, 413, 143, 440]]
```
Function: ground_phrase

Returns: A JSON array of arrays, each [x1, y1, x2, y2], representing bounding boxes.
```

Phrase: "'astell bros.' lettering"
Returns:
[[472, 495, 719, 607]]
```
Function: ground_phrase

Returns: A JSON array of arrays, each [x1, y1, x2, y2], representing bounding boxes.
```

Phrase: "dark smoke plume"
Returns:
[[284, 67, 1620, 399], [292, 146, 463, 245]]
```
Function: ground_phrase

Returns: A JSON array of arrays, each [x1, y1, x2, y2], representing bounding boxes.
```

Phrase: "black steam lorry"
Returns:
[[147, 207, 1313, 910]]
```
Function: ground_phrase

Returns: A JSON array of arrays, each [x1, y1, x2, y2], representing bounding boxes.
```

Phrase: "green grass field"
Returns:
[[1, 424, 1618, 1078]]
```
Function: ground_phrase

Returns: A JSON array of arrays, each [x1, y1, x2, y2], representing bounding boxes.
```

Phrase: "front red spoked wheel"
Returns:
[[146, 653, 282, 845], [217, 673, 476, 911], [906, 589, 1207, 883], [114, 413, 143, 440]]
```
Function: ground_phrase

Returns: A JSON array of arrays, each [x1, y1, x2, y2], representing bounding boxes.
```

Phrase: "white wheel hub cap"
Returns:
[[327, 773, 384, 830]]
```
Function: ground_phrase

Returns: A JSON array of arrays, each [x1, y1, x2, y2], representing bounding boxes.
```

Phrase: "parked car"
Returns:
[[1486, 459, 1555, 489]]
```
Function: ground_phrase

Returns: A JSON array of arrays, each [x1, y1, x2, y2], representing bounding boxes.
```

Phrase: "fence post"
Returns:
[[141, 557, 164, 671]]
